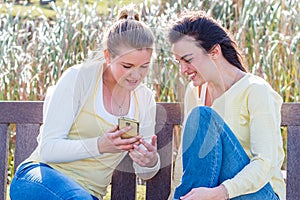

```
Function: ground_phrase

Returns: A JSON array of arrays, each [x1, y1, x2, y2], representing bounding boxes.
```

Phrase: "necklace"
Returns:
[[103, 82, 128, 116], [113, 95, 127, 116]]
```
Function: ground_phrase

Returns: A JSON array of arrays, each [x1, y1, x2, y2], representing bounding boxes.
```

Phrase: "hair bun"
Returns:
[[118, 4, 140, 21]]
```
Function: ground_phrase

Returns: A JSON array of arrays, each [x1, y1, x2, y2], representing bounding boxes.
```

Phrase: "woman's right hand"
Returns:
[[97, 125, 141, 153]]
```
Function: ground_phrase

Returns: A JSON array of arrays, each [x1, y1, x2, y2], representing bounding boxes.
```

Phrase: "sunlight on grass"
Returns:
[[0, 0, 146, 18], [104, 184, 146, 200]]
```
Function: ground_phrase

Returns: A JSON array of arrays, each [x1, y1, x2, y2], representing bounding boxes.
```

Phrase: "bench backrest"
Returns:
[[0, 101, 299, 200]]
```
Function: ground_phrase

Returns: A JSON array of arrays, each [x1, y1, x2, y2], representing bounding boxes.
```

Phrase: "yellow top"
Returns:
[[23, 62, 160, 199], [176, 73, 286, 199], [48, 69, 140, 198]]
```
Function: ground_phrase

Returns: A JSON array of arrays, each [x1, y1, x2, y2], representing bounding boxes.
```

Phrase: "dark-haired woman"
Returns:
[[10, 5, 159, 200], [169, 11, 285, 200]]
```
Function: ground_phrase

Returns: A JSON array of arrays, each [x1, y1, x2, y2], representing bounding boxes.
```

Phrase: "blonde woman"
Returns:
[[10, 5, 159, 200]]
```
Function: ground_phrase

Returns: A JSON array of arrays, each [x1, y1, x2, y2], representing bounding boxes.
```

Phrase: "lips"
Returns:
[[187, 72, 197, 81], [126, 79, 139, 85]]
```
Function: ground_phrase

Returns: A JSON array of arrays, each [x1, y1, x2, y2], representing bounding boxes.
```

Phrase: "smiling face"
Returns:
[[107, 48, 152, 91], [172, 36, 216, 87]]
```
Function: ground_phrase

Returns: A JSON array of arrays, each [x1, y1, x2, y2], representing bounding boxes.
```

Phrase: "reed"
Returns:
[[0, 0, 298, 102]]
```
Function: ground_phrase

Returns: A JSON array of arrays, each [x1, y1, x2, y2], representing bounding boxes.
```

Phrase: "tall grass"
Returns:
[[0, 1, 105, 100]]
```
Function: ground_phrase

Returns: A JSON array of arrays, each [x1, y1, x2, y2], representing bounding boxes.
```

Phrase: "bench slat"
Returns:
[[286, 125, 300, 200], [111, 154, 136, 200], [0, 101, 43, 124], [145, 103, 183, 200], [281, 103, 300, 126], [15, 124, 40, 168], [146, 124, 174, 200], [0, 124, 9, 200]]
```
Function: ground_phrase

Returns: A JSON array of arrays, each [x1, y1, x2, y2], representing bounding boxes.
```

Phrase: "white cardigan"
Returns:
[[27, 60, 160, 179]]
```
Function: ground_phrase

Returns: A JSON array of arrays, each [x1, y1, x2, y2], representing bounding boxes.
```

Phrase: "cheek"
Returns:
[[140, 68, 149, 77], [110, 65, 125, 79], [129, 68, 149, 79]]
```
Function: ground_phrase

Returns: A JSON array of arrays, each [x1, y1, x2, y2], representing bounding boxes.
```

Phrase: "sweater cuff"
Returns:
[[133, 153, 160, 180], [222, 180, 234, 199]]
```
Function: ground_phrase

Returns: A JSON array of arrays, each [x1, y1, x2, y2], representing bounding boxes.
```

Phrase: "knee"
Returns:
[[184, 106, 212, 130], [187, 106, 223, 126], [188, 106, 213, 119]]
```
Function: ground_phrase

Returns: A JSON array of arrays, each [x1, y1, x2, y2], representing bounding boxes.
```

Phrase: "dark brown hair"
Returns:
[[169, 11, 247, 72]]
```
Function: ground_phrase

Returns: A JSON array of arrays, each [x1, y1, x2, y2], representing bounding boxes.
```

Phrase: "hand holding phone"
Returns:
[[118, 117, 140, 139]]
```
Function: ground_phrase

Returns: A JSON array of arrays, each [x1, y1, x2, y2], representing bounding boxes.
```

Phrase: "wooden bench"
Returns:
[[0, 101, 299, 200]]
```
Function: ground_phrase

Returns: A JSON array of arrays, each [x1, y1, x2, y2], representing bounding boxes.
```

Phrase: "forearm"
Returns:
[[222, 159, 272, 198], [40, 137, 100, 162]]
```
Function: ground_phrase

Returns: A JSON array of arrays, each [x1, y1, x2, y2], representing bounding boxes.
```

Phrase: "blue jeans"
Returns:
[[174, 106, 279, 200], [10, 162, 99, 200]]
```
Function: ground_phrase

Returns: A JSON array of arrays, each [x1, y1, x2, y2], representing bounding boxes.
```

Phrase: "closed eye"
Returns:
[[180, 53, 193, 64], [183, 58, 193, 64], [140, 65, 149, 68], [122, 65, 132, 69]]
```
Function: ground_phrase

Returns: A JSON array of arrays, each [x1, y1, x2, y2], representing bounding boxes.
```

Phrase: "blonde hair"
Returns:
[[103, 4, 154, 58]]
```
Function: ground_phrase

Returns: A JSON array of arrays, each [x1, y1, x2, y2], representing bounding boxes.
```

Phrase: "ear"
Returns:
[[209, 44, 221, 60], [104, 49, 111, 64]]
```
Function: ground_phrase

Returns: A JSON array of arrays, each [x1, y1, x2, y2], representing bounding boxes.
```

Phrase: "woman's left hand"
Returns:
[[180, 186, 227, 200], [129, 135, 158, 167]]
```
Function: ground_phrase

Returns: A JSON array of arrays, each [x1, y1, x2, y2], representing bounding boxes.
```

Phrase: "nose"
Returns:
[[130, 68, 142, 79], [180, 62, 189, 74]]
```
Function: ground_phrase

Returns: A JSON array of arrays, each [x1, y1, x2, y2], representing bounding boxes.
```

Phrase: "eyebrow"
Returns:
[[121, 62, 134, 66], [180, 53, 193, 60], [121, 62, 150, 66]]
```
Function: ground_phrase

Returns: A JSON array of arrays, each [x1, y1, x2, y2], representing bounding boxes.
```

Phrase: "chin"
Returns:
[[192, 80, 201, 87], [126, 84, 139, 91]]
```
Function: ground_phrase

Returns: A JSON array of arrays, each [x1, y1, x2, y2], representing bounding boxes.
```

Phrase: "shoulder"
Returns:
[[246, 74, 280, 97], [59, 61, 101, 80], [72, 61, 102, 77], [63, 61, 103, 89], [135, 84, 155, 103], [244, 74, 282, 106]]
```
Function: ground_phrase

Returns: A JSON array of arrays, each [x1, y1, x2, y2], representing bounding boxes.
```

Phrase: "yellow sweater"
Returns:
[[182, 73, 285, 199]]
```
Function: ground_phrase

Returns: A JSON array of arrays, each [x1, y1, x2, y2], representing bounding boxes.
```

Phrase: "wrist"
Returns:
[[147, 152, 159, 168], [97, 137, 104, 153], [220, 184, 229, 200]]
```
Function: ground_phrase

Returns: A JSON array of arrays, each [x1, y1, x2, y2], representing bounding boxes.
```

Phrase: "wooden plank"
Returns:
[[156, 103, 184, 125], [14, 124, 40, 168], [146, 124, 174, 200], [281, 103, 300, 126], [0, 101, 43, 124], [286, 126, 300, 200], [0, 124, 9, 200], [111, 154, 136, 200], [146, 103, 183, 199]]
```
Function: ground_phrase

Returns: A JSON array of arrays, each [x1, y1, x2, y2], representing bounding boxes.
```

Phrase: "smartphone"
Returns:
[[118, 117, 140, 139]]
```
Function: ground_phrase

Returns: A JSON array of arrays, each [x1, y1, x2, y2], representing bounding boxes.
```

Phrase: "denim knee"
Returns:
[[188, 106, 218, 120]]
